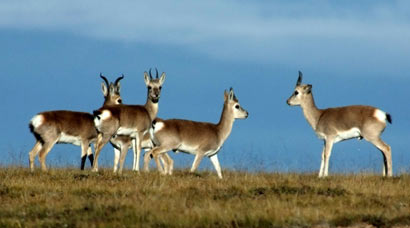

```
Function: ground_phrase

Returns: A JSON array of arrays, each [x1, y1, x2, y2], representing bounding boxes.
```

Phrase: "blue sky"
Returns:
[[1, 1, 410, 174]]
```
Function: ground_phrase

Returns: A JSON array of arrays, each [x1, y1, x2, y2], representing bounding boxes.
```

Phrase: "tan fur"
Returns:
[[28, 75, 123, 172], [287, 71, 392, 177], [143, 88, 248, 179]]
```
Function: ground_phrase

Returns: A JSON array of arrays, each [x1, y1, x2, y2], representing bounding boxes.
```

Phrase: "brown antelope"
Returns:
[[28, 74, 124, 172], [143, 88, 248, 179], [109, 70, 171, 174], [92, 69, 166, 172], [287, 71, 392, 177]]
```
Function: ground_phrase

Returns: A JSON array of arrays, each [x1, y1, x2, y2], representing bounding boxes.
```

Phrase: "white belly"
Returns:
[[117, 127, 136, 136], [204, 149, 220, 157], [59, 133, 82, 146], [177, 144, 199, 155], [334, 128, 361, 143]]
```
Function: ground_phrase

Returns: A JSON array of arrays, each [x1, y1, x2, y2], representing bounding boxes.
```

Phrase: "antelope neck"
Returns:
[[300, 93, 323, 130], [145, 98, 158, 121], [217, 103, 235, 143]]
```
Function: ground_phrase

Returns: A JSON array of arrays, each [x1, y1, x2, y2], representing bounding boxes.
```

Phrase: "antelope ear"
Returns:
[[144, 72, 150, 85], [306, 84, 312, 94], [101, 82, 108, 97], [115, 81, 121, 94], [229, 88, 235, 101], [224, 90, 229, 101], [296, 71, 303, 86], [114, 74, 124, 94], [159, 72, 166, 85]]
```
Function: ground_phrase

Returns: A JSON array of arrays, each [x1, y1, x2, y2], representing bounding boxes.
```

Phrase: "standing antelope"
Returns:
[[287, 71, 392, 177], [143, 88, 248, 179], [28, 74, 124, 172], [92, 69, 166, 172], [110, 70, 172, 174]]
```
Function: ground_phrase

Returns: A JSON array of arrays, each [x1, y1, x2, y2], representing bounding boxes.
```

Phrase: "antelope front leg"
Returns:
[[318, 142, 326, 178], [80, 143, 89, 170], [118, 142, 130, 174], [113, 147, 120, 173], [87, 146, 94, 167], [132, 134, 143, 172], [132, 138, 137, 170], [323, 139, 334, 177]]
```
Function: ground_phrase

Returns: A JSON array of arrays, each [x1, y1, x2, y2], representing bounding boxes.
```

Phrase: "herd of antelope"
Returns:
[[28, 70, 392, 178]]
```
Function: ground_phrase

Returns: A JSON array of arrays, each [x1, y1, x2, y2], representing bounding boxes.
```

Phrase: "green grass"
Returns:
[[1, 168, 410, 227]]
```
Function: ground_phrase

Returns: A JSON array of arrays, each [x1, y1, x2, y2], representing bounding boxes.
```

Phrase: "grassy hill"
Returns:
[[1, 168, 410, 227]]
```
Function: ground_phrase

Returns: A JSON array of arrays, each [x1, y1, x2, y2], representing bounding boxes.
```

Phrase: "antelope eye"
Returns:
[[159, 86, 162, 90], [235, 104, 240, 109], [294, 91, 299, 96], [148, 86, 152, 90], [117, 99, 122, 104]]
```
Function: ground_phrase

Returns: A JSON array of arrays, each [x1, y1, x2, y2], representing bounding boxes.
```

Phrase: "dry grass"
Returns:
[[1, 167, 410, 227]]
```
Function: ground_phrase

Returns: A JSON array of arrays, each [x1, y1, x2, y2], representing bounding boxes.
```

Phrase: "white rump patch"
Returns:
[[95, 110, 112, 129], [59, 133, 82, 146], [334, 127, 361, 143], [154, 121, 164, 133], [31, 115, 44, 128], [374, 109, 387, 122]]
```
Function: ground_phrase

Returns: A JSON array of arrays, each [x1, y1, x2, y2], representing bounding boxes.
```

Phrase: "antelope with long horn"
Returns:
[[287, 71, 392, 177], [143, 88, 248, 179], [28, 74, 124, 171], [92, 69, 166, 172]]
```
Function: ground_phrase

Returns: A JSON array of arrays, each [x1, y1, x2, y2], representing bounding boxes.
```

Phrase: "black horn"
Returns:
[[149, 68, 153, 80], [296, 71, 303, 86], [100, 73, 110, 88], [114, 74, 124, 86], [155, 68, 159, 78]]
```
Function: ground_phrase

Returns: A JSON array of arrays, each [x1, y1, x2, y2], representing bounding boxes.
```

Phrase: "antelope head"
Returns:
[[101, 73, 124, 106], [224, 88, 248, 119], [286, 71, 312, 106], [144, 68, 166, 103]]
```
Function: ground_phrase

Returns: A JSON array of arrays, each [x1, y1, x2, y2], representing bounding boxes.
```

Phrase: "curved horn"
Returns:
[[155, 68, 159, 78], [296, 71, 303, 86], [149, 68, 153, 80], [115, 74, 124, 86], [100, 73, 110, 88]]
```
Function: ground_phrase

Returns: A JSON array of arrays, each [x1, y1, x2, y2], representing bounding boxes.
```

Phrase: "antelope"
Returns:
[[92, 69, 166, 172], [287, 71, 392, 177], [28, 74, 124, 172], [143, 88, 248, 179]]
